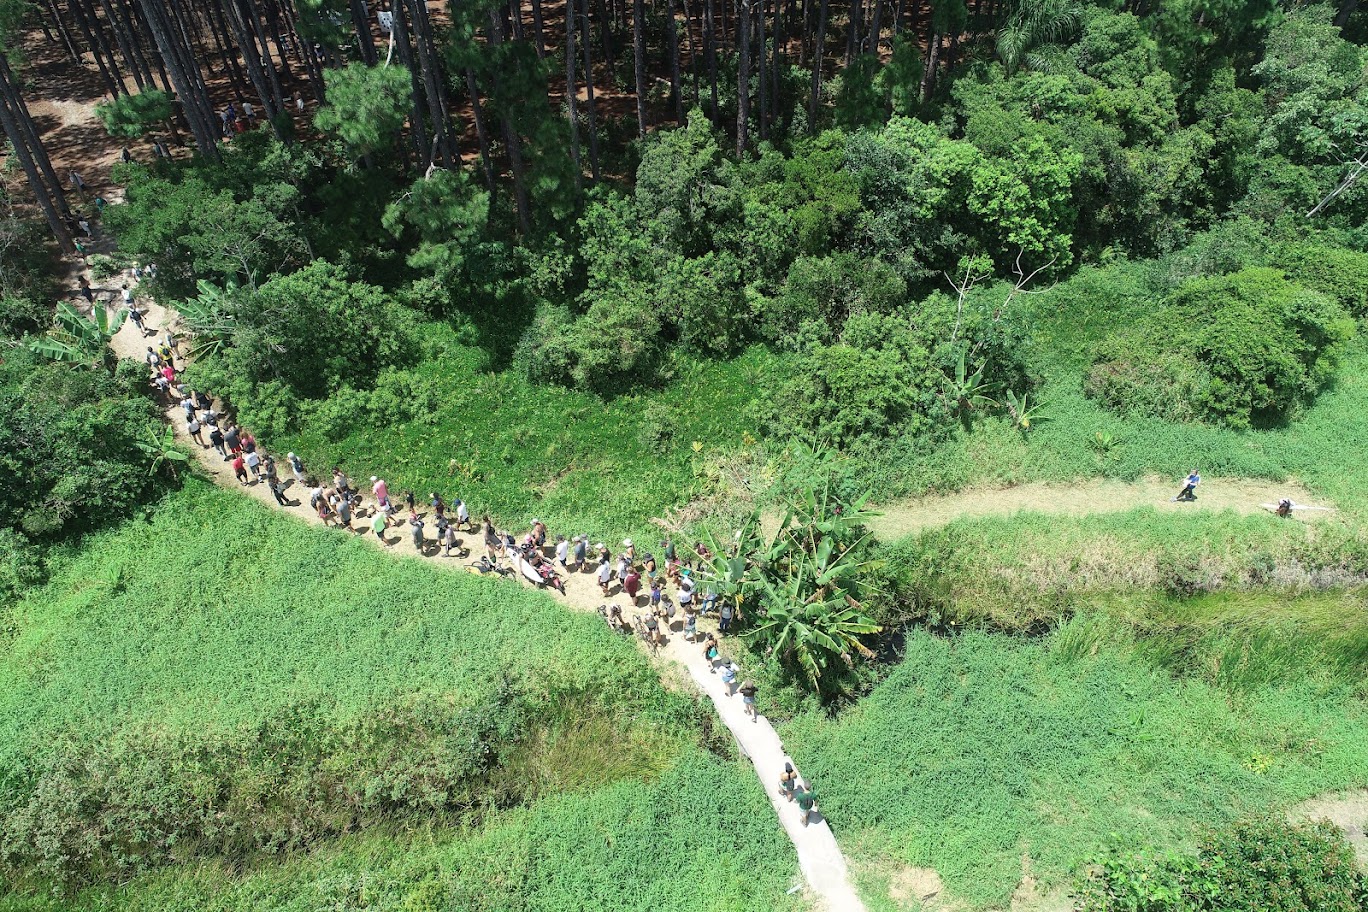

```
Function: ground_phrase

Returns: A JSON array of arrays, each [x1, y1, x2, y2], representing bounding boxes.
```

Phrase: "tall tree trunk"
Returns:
[[405, 0, 459, 169], [737, 0, 750, 155], [1335, 0, 1358, 27], [46, 0, 82, 65], [705, 0, 719, 124], [565, 0, 584, 192], [81, 0, 129, 92], [351, 0, 377, 64], [919, 28, 939, 100], [70, 0, 122, 97], [0, 53, 73, 222], [845, 0, 862, 65], [138, 0, 220, 160], [465, 69, 497, 189], [98, 0, 146, 90], [0, 71, 72, 251], [633, 0, 648, 136], [595, 0, 616, 69], [757, 0, 767, 139], [808, 0, 827, 128], [486, 9, 530, 233], [390, 0, 431, 166], [579, 0, 602, 181], [682, 0, 700, 105], [241, 0, 286, 114], [118, 0, 162, 88], [865, 0, 883, 51], [224, 0, 282, 137], [666, 0, 684, 121], [531, 0, 547, 57], [891, 0, 904, 36]]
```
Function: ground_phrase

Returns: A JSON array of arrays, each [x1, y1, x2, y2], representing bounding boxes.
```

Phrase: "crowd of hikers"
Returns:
[[127, 293, 826, 821]]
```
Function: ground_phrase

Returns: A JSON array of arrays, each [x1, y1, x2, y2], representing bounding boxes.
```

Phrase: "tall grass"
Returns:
[[0, 749, 803, 912], [780, 629, 1368, 908], [0, 481, 799, 893]]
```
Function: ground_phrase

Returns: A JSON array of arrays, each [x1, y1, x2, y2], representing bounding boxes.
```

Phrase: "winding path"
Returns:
[[107, 296, 866, 912]]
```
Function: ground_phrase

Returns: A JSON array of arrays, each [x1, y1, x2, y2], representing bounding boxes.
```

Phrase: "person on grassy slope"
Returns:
[[1173, 468, 1201, 502]]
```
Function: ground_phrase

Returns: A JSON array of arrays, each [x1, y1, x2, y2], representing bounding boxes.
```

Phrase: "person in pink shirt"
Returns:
[[371, 476, 389, 509], [161, 364, 176, 385]]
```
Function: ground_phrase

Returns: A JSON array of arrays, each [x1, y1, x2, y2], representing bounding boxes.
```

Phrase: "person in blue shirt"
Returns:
[[1174, 468, 1201, 502]]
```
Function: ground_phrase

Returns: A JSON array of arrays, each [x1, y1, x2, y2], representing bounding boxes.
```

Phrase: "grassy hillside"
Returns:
[[780, 628, 1368, 908], [0, 481, 801, 908]]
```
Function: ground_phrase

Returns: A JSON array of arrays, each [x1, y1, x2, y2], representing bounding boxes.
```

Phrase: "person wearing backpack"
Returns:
[[719, 600, 735, 634], [702, 634, 719, 672]]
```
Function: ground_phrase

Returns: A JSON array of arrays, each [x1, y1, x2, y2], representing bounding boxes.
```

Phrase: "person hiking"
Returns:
[[371, 511, 388, 543], [145, 346, 162, 370], [554, 534, 569, 569], [336, 493, 354, 529], [403, 490, 417, 515], [240, 431, 256, 455], [245, 449, 262, 481], [316, 494, 334, 527], [530, 518, 547, 548], [738, 681, 759, 721], [778, 762, 799, 801], [719, 599, 735, 634], [703, 634, 720, 672], [794, 785, 817, 826], [623, 567, 642, 604], [208, 425, 226, 458], [223, 426, 242, 458], [371, 476, 389, 509], [1173, 468, 1201, 502], [69, 170, 87, 193], [77, 276, 93, 305], [622, 538, 636, 563], [409, 513, 425, 552], [263, 454, 277, 482], [572, 534, 587, 571], [683, 603, 698, 641], [720, 662, 737, 696], [287, 452, 305, 483], [455, 498, 470, 530], [187, 414, 205, 446], [649, 578, 663, 613], [231, 454, 249, 485], [597, 555, 613, 596], [443, 522, 458, 557], [429, 492, 445, 519], [483, 516, 499, 560], [269, 477, 289, 507], [333, 467, 351, 494], [643, 609, 661, 646]]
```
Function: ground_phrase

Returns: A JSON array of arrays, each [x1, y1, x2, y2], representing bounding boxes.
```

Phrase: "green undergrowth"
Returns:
[[0, 749, 802, 912], [874, 508, 1368, 634], [780, 629, 1368, 909], [0, 481, 798, 897], [256, 333, 773, 544]]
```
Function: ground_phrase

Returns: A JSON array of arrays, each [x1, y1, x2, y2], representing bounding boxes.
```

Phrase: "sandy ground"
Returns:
[[1290, 790, 1368, 870]]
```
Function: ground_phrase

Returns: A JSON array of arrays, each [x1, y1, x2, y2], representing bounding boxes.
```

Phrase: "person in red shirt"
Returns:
[[231, 453, 248, 485], [623, 567, 642, 605]]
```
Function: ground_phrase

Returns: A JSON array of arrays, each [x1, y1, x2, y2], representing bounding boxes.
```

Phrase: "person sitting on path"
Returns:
[[1173, 468, 1201, 502]]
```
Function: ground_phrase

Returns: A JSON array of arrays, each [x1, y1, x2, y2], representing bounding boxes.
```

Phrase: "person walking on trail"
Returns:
[[187, 414, 205, 446], [430, 492, 446, 520], [209, 425, 226, 458], [1173, 468, 1201, 502], [77, 276, 93, 305], [145, 346, 162, 370], [720, 662, 737, 696], [683, 603, 697, 641], [597, 555, 613, 596], [337, 492, 354, 528], [245, 449, 262, 481], [316, 493, 334, 526], [403, 490, 417, 515], [572, 534, 587, 571], [649, 578, 663, 613], [409, 513, 426, 552], [69, 170, 87, 193], [240, 431, 256, 454], [703, 633, 720, 672], [269, 476, 289, 506], [554, 534, 569, 569], [443, 522, 458, 557], [778, 762, 799, 801], [231, 453, 249, 485], [372, 476, 389, 510], [287, 452, 305, 484], [223, 425, 241, 458], [623, 566, 642, 604], [738, 681, 759, 722], [371, 511, 388, 543], [794, 785, 817, 826], [719, 599, 736, 634], [455, 498, 470, 530], [127, 303, 147, 336], [77, 217, 92, 239], [483, 516, 499, 561], [643, 609, 661, 646]]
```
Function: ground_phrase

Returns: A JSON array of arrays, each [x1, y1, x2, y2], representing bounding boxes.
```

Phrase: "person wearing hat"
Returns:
[[571, 534, 587, 571], [622, 539, 636, 563], [778, 762, 799, 800], [287, 452, 305, 483], [371, 476, 389, 509], [597, 555, 613, 596], [738, 680, 758, 721], [554, 534, 570, 569]]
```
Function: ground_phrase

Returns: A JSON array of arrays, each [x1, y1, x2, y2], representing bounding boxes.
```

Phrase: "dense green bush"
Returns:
[[1087, 268, 1355, 428], [1077, 817, 1368, 912], [1275, 243, 1368, 317]]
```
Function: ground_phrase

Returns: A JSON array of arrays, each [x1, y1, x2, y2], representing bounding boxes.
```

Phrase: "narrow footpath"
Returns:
[[107, 294, 867, 912]]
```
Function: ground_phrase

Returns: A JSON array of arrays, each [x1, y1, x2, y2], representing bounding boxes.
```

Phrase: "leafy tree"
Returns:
[[315, 63, 415, 159], [26, 302, 127, 369], [95, 89, 175, 140]]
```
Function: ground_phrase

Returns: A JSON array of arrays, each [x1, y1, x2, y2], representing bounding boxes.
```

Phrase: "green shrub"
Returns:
[[1274, 243, 1368, 316], [1087, 268, 1355, 428], [1077, 817, 1368, 912]]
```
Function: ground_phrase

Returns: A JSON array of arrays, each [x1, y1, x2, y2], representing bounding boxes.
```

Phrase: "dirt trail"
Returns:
[[108, 296, 864, 912], [865, 476, 1332, 542]]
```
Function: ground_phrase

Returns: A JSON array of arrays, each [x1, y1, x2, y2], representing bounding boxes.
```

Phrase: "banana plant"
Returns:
[[26, 302, 127, 366], [942, 350, 996, 430], [1002, 389, 1048, 431], [176, 279, 240, 358], [135, 425, 190, 478]]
